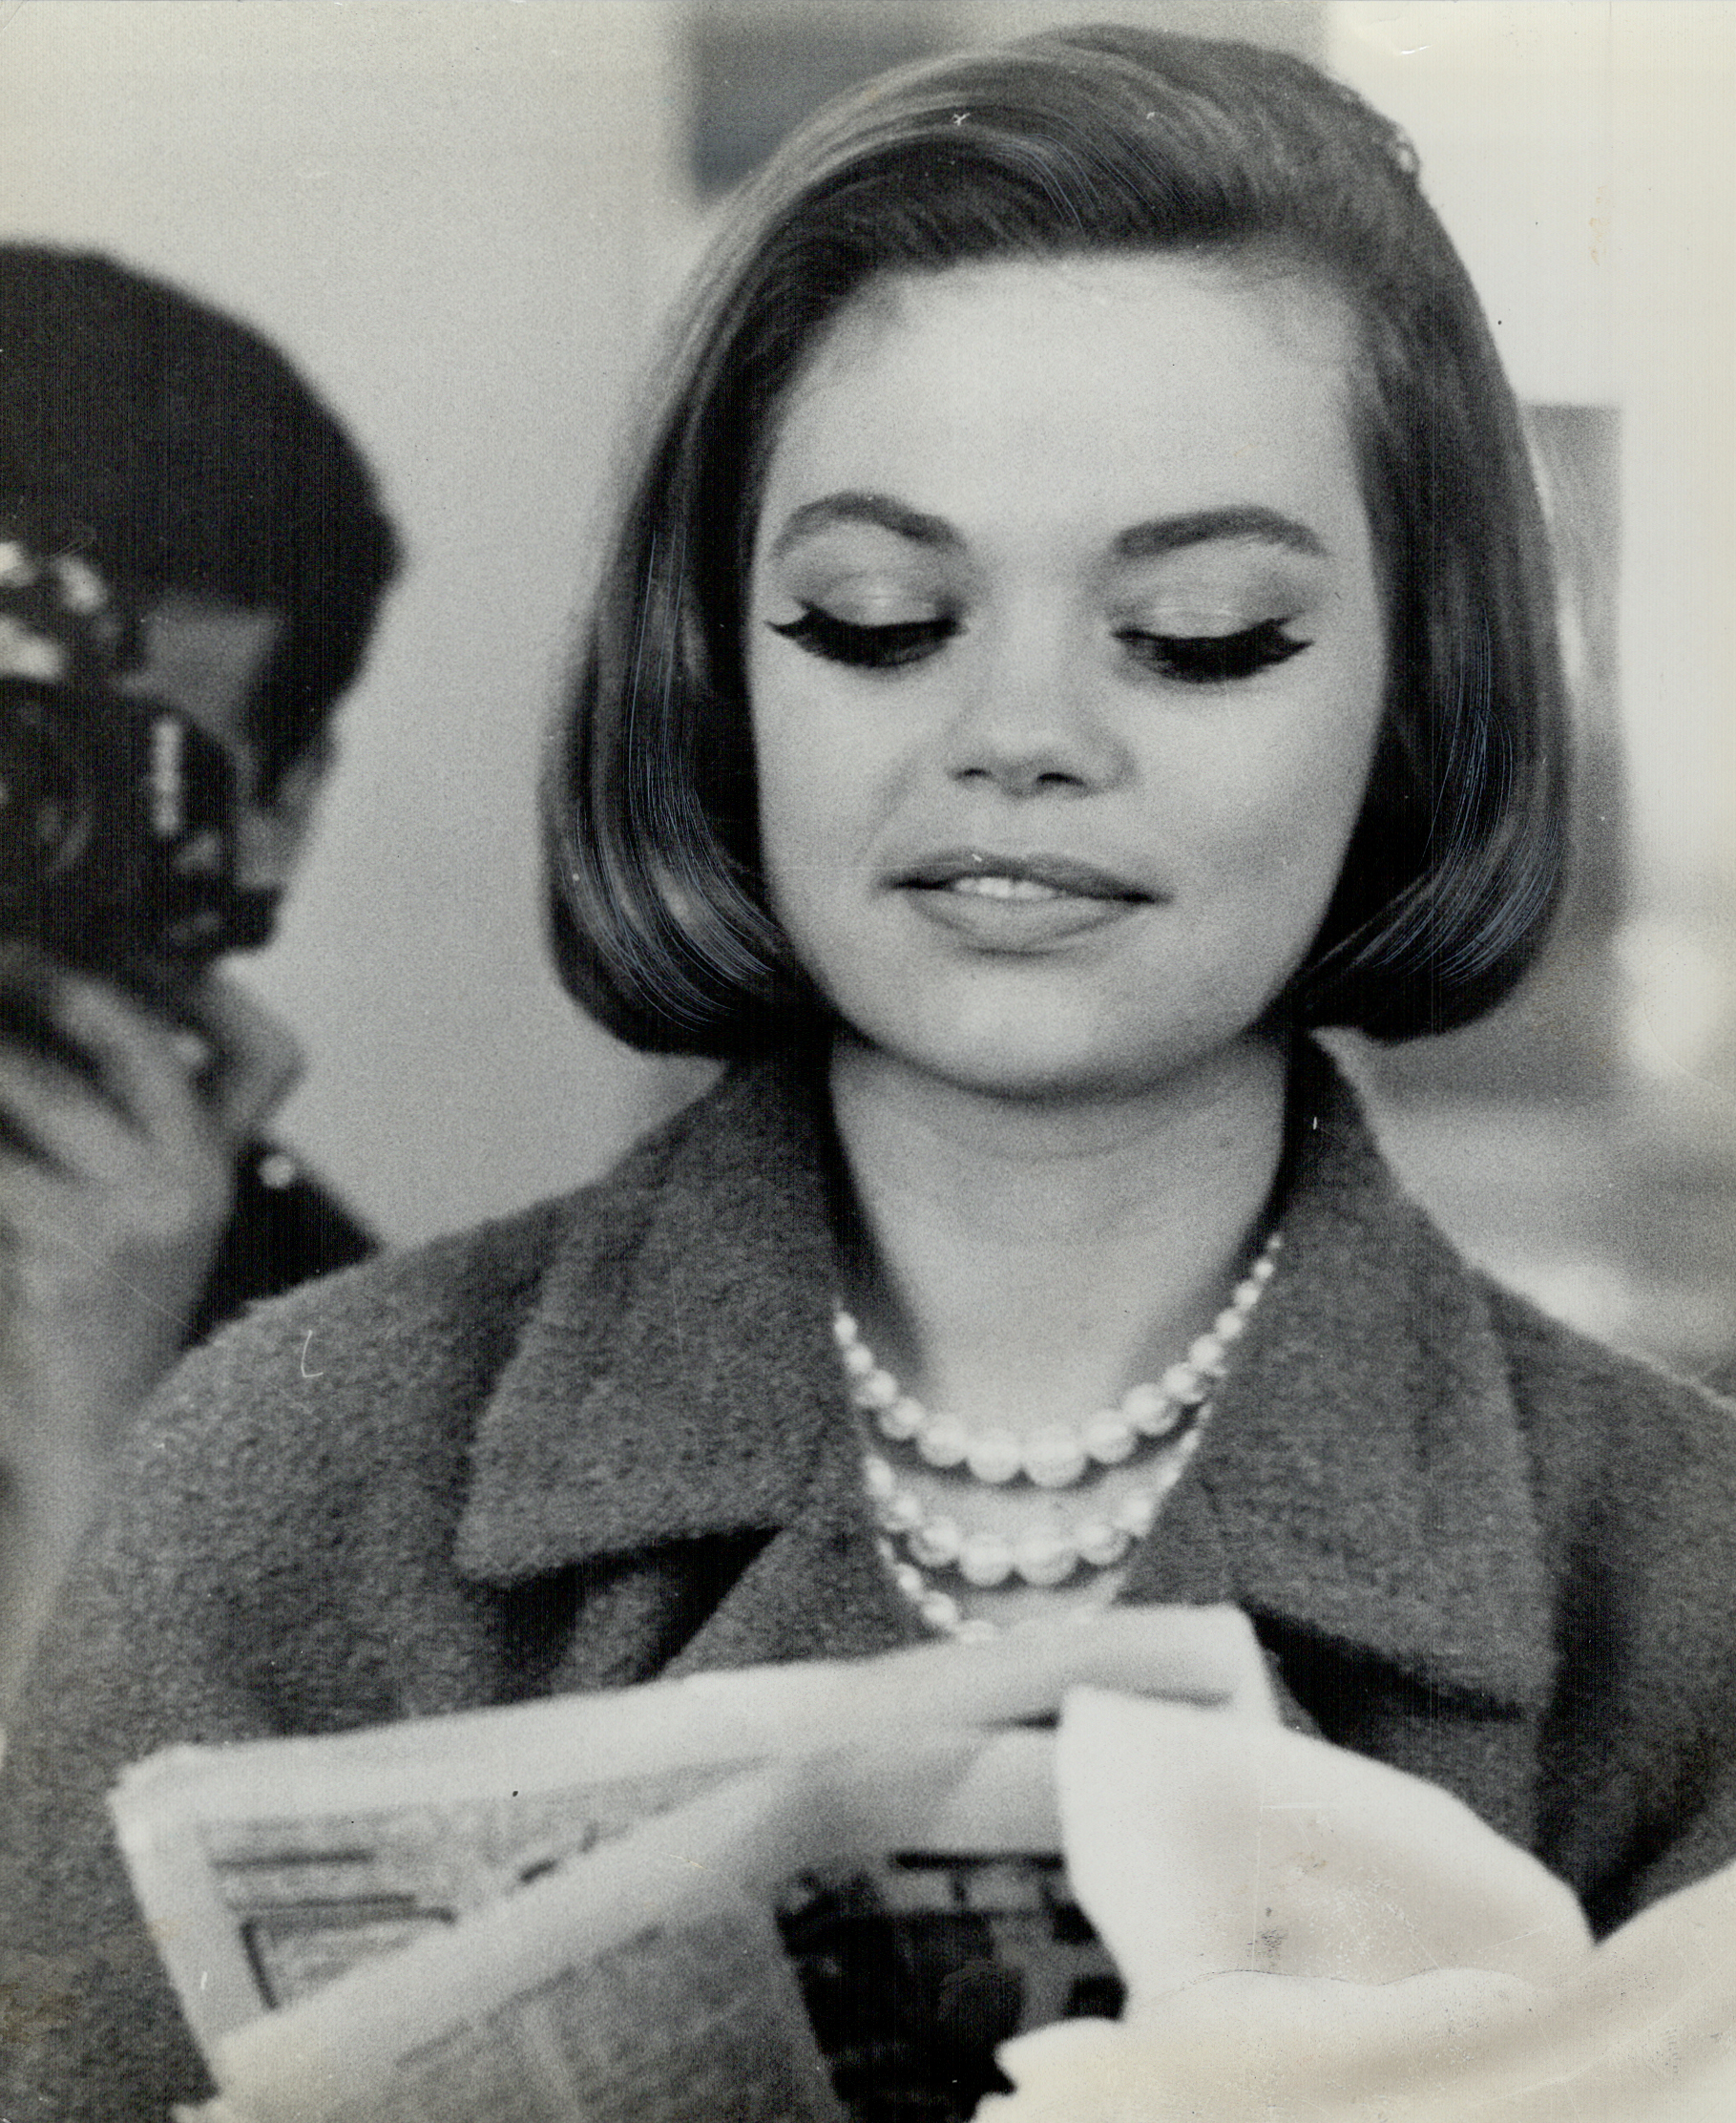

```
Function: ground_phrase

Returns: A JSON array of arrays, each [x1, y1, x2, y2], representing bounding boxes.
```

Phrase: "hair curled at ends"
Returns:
[[547, 22, 1570, 1055], [0, 244, 399, 796]]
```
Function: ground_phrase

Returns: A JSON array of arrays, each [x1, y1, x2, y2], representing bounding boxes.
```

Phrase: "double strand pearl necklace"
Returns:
[[836, 1231, 1282, 1641]]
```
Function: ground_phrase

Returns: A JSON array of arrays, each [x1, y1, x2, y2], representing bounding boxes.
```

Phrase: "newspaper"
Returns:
[[183, 1746, 996, 2123], [114, 1617, 1601, 2123], [114, 1614, 1261, 2123]]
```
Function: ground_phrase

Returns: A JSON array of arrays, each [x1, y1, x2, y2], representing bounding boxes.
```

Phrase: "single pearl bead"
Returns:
[[1135, 1401, 1182, 1441], [842, 1341, 876, 1380], [1082, 1411, 1136, 1465], [863, 1455, 896, 1502], [893, 1561, 927, 1600], [1119, 1382, 1163, 1429], [916, 1413, 970, 1467], [1077, 1520, 1131, 1568], [853, 1368, 900, 1411], [1014, 1526, 1078, 1587], [1114, 1490, 1159, 1539], [1024, 1428, 1088, 1489], [910, 1516, 963, 1569], [1252, 1251, 1278, 1283], [965, 1432, 1024, 1484], [876, 1396, 925, 1442], [1186, 1332, 1225, 1377], [881, 1489, 924, 1534], [919, 1587, 964, 1631], [958, 1531, 1015, 1587], [833, 1313, 858, 1347], [1215, 1309, 1246, 1344], [1232, 1277, 1263, 1310], [1161, 1360, 1202, 1405]]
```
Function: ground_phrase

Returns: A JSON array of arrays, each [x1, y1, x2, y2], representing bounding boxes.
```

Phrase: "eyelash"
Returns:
[[1114, 618, 1311, 683], [767, 608, 956, 669], [766, 606, 1310, 683]]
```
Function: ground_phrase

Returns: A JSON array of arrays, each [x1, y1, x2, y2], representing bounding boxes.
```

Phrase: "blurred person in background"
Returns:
[[0, 244, 398, 1697]]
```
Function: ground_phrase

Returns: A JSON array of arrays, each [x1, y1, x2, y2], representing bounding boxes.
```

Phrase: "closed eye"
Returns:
[[767, 606, 956, 670], [1116, 619, 1310, 683]]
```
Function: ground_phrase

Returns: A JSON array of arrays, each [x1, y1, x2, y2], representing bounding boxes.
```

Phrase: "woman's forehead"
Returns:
[[755, 253, 1368, 569]]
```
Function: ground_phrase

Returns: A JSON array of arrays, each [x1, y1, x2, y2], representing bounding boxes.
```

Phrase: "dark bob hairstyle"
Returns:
[[546, 23, 1569, 1053]]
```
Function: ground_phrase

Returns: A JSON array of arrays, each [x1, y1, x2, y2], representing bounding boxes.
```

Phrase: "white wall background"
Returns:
[[1330, 3, 1736, 1089], [3, 0, 1732, 1249]]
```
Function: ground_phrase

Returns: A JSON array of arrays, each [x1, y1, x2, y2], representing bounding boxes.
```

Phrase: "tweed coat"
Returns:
[[4, 1042, 1736, 2120]]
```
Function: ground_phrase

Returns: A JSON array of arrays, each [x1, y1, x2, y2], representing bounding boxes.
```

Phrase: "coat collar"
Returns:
[[455, 1043, 1554, 1712]]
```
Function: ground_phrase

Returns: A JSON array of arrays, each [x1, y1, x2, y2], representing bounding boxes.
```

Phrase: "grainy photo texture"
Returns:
[[1, 5, 1733, 2120]]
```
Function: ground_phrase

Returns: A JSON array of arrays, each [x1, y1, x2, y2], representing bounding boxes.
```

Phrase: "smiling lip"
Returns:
[[891, 851, 1156, 949], [896, 850, 1152, 898]]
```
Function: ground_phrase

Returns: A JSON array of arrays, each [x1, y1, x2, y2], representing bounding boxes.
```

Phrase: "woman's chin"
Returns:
[[838, 1015, 1275, 1111]]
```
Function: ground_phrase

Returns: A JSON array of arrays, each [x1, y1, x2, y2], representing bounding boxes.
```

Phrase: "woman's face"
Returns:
[[745, 253, 1387, 1103]]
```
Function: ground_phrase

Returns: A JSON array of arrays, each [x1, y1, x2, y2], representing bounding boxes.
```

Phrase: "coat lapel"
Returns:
[[453, 1043, 1555, 1719], [1127, 1047, 1556, 1718], [455, 1056, 846, 1578]]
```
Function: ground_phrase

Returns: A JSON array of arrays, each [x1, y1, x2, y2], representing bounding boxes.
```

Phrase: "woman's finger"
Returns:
[[840, 1605, 1281, 1734], [178, 973, 303, 1140]]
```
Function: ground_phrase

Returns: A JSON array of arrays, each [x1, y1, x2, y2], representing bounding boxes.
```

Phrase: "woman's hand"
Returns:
[[1055, 1688, 1587, 2002], [830, 1604, 1281, 1733], [976, 1966, 1539, 2121], [977, 1690, 1736, 2120], [981, 1913, 1736, 2123]]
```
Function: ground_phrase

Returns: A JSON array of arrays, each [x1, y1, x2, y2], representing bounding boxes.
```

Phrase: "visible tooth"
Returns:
[[947, 873, 1060, 900]]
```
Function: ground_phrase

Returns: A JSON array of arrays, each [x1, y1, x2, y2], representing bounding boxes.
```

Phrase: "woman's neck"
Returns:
[[827, 1032, 1289, 1427]]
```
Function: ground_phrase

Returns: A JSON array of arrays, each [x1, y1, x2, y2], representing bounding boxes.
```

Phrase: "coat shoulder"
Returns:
[[1476, 1273, 1736, 1649], [146, 1093, 710, 1467], [1475, 1279, 1736, 1922], [1479, 1274, 1736, 1488]]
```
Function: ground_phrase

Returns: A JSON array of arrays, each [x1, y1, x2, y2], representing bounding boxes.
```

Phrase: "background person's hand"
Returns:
[[0, 948, 301, 1677]]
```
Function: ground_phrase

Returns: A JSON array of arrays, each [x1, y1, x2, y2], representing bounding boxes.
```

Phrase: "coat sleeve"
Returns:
[[0, 1200, 563, 2122], [0, 1353, 282, 2121]]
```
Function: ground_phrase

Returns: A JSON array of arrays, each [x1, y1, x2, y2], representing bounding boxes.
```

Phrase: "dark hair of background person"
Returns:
[[0, 242, 400, 797], [544, 22, 1571, 1056]]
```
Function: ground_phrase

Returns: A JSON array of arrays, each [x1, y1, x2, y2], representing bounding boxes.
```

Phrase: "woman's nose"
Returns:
[[940, 622, 1129, 797]]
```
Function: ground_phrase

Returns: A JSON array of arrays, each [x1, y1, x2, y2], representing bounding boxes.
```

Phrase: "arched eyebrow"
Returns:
[[766, 491, 962, 560], [1114, 506, 1328, 560], [764, 493, 1329, 565]]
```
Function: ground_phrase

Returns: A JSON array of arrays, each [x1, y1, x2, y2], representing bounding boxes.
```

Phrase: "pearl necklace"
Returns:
[[838, 1231, 1282, 1639], [833, 1230, 1280, 1488]]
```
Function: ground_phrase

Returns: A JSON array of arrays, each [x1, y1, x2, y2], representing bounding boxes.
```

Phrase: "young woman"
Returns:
[[5, 24, 1735, 2121]]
